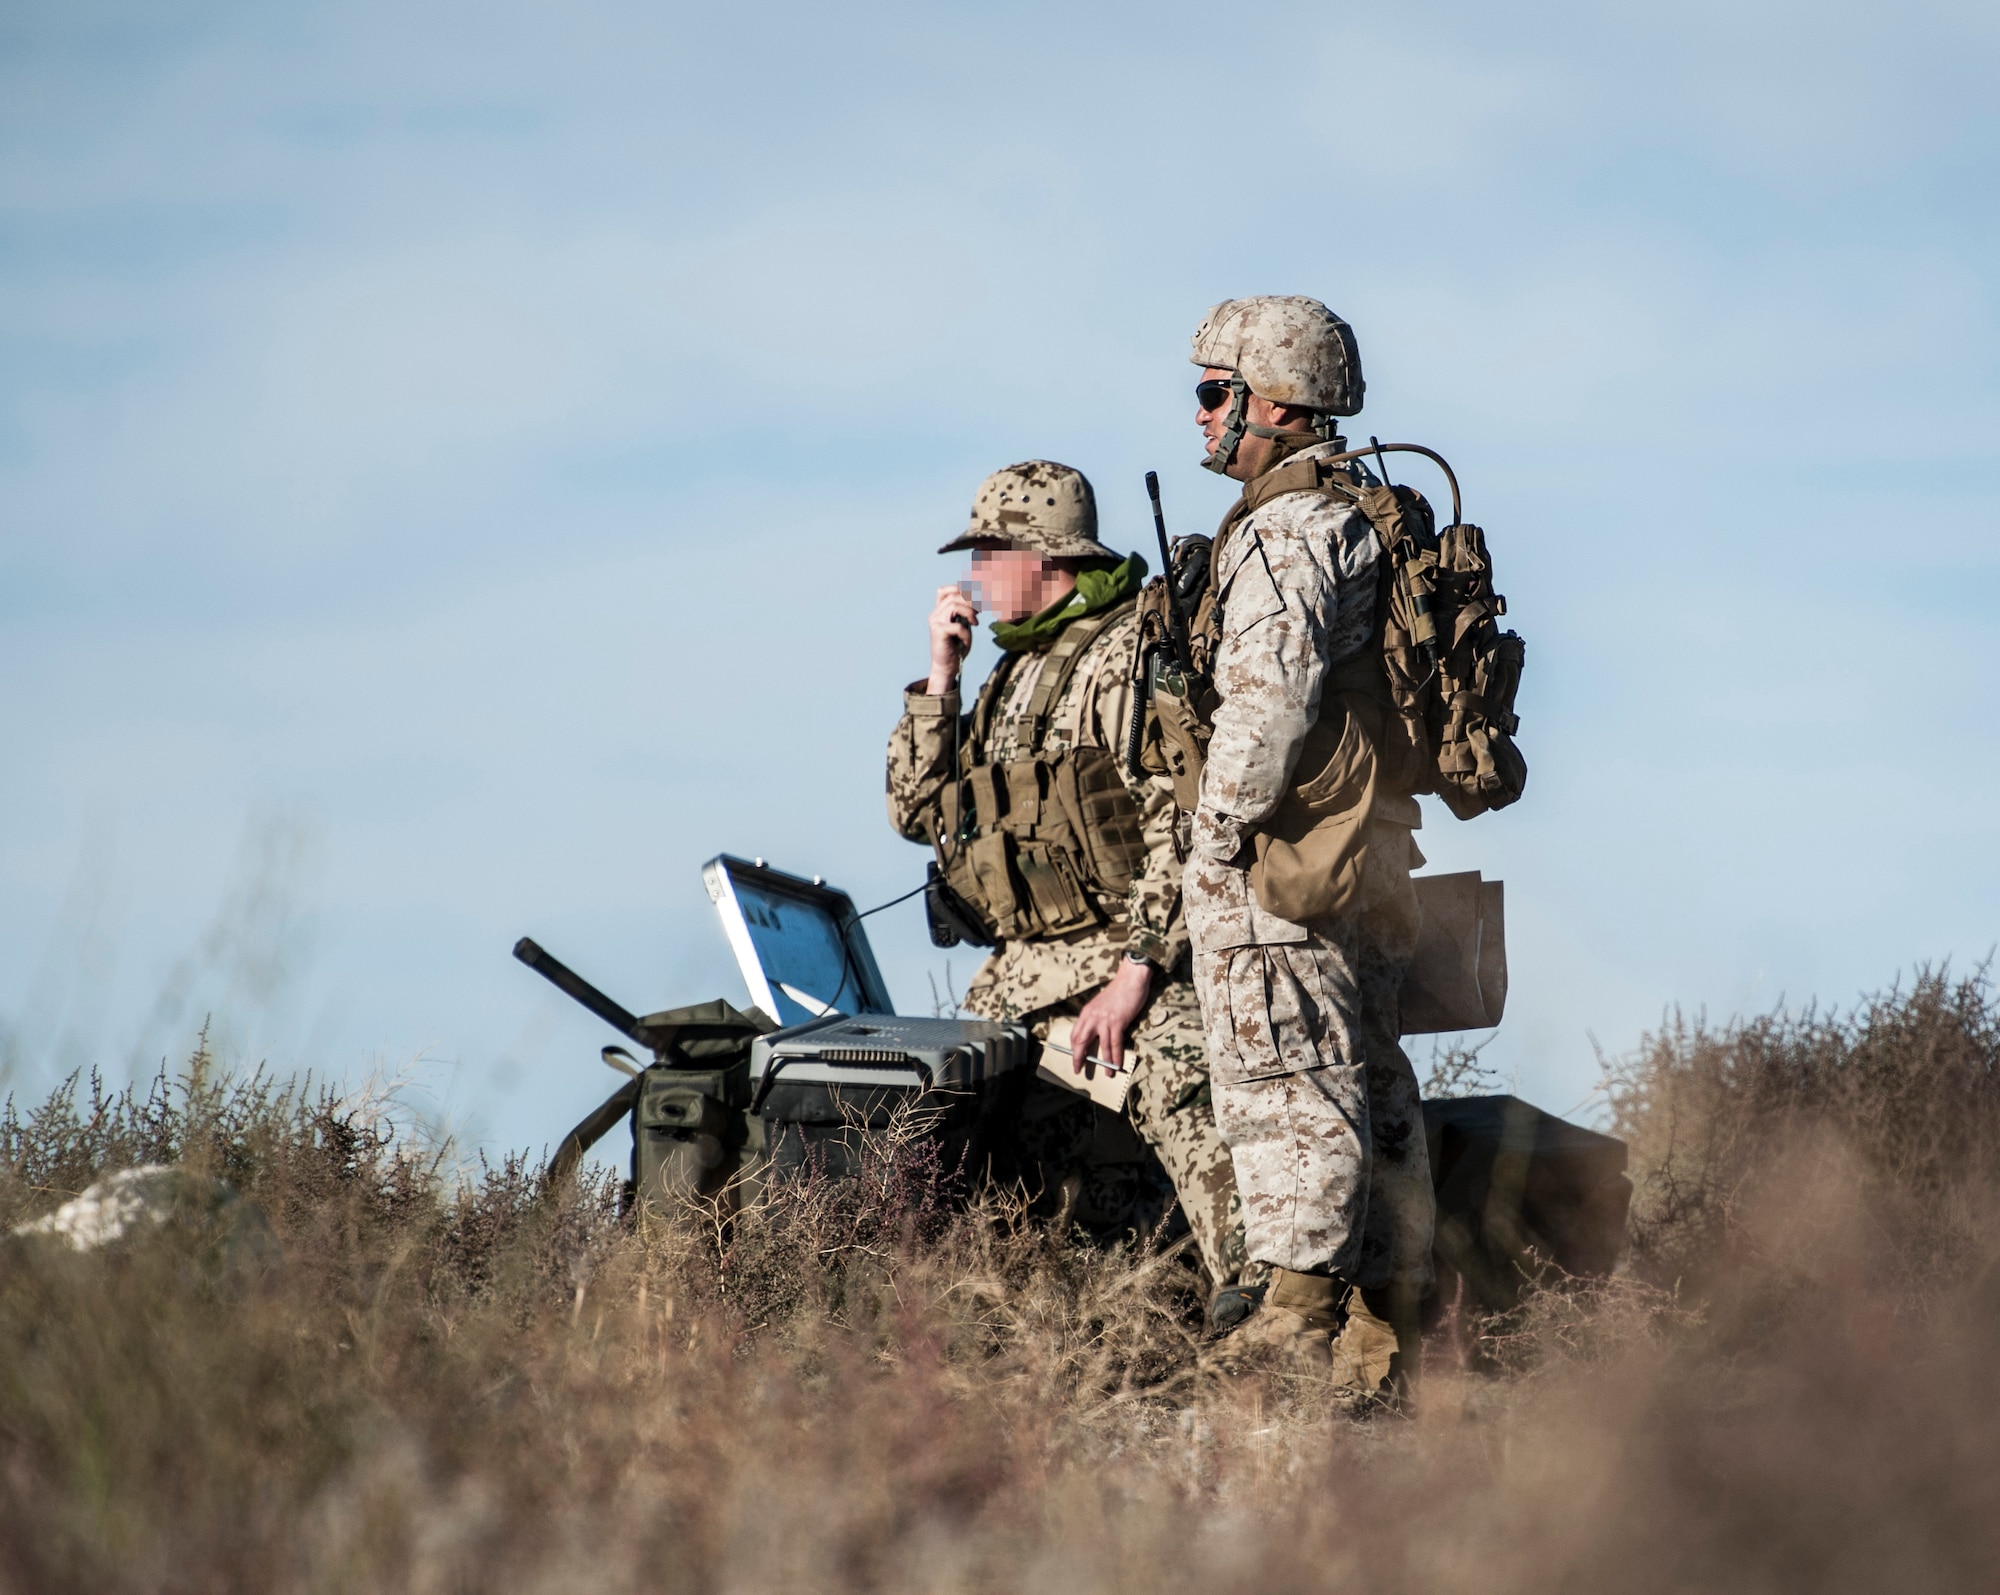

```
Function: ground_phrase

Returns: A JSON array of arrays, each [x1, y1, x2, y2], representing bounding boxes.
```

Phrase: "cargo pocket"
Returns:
[[1291, 702, 1373, 811], [1211, 943, 1363, 1086]]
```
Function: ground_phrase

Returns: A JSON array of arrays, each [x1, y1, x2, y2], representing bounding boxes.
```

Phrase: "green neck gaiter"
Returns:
[[989, 553, 1148, 653]]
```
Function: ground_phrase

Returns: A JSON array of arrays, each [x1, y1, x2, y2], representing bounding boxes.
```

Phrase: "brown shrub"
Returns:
[[0, 970, 1996, 1593], [1605, 963, 2000, 1300]]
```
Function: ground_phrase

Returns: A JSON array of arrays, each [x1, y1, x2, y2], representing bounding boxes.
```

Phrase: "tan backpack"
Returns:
[[1320, 444, 1526, 820], [1133, 441, 1526, 825]]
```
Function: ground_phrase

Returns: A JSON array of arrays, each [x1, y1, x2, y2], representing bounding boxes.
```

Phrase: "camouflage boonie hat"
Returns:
[[937, 460, 1116, 559], [1190, 296, 1364, 416]]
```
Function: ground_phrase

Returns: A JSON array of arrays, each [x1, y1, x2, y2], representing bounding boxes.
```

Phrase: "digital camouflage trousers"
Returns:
[[1193, 924, 1434, 1288]]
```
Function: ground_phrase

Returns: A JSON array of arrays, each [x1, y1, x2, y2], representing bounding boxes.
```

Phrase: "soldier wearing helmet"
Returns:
[[887, 460, 1260, 1313], [1176, 298, 1435, 1389]]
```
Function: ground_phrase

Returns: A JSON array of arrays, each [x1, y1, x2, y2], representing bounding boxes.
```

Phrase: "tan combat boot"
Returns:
[[1328, 1283, 1423, 1407], [1217, 1267, 1347, 1370]]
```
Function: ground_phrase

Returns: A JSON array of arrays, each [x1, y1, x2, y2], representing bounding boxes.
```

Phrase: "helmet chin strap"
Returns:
[[1201, 373, 1340, 473], [1200, 375, 1255, 474]]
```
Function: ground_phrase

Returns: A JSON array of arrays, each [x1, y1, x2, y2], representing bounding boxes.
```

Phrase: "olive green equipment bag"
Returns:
[[1127, 443, 1526, 921], [516, 939, 777, 1214], [627, 999, 774, 1214], [540, 995, 776, 1216]]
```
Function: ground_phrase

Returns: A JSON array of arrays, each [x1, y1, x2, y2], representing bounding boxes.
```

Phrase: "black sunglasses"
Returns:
[[1195, 378, 1237, 412]]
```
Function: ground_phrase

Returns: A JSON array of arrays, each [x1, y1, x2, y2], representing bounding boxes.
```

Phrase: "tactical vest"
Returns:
[[1135, 445, 1526, 921], [928, 599, 1149, 945]]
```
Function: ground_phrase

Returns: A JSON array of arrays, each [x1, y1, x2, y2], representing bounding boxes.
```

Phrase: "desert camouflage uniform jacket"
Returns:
[[1186, 439, 1423, 955], [887, 602, 1188, 1019]]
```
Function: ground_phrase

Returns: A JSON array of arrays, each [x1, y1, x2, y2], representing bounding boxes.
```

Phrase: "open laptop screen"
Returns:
[[700, 854, 895, 1027]]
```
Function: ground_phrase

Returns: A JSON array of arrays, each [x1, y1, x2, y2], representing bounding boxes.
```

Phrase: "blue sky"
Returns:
[[4, 0, 1997, 1161]]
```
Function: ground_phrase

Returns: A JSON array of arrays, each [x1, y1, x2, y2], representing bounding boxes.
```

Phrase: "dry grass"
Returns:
[[1606, 962, 2000, 1302], [3, 970, 1999, 1593]]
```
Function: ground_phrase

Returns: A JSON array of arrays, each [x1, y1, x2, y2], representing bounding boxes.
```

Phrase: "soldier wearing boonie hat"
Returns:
[[887, 461, 1260, 1309], [934, 458, 1117, 559]]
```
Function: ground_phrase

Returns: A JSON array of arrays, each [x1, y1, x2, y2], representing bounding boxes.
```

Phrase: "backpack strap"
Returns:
[[1022, 596, 1138, 753]]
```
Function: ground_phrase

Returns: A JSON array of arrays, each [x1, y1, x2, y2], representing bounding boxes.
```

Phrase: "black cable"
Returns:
[[816, 878, 930, 1018], [854, 880, 929, 921]]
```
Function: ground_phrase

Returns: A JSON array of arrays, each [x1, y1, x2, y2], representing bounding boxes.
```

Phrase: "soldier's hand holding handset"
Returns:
[[927, 584, 978, 695]]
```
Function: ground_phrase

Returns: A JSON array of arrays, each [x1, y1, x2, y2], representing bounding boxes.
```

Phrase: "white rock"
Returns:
[[12, 1165, 274, 1265]]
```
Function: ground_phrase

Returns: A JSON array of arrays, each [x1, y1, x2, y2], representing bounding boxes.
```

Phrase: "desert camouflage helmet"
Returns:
[[937, 460, 1117, 560], [1190, 296, 1364, 415]]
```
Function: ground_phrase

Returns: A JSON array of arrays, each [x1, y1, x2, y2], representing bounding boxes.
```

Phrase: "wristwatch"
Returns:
[[1124, 950, 1162, 974]]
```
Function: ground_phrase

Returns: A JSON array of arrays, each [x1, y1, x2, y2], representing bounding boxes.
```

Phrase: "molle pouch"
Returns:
[[1424, 520, 1528, 820], [1436, 629, 1527, 819], [1248, 695, 1382, 924], [1012, 840, 1098, 937], [956, 830, 1031, 942], [633, 1063, 752, 1214], [1151, 668, 1215, 814]]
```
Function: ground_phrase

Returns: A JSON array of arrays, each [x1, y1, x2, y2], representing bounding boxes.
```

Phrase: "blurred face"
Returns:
[[965, 547, 1076, 624]]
